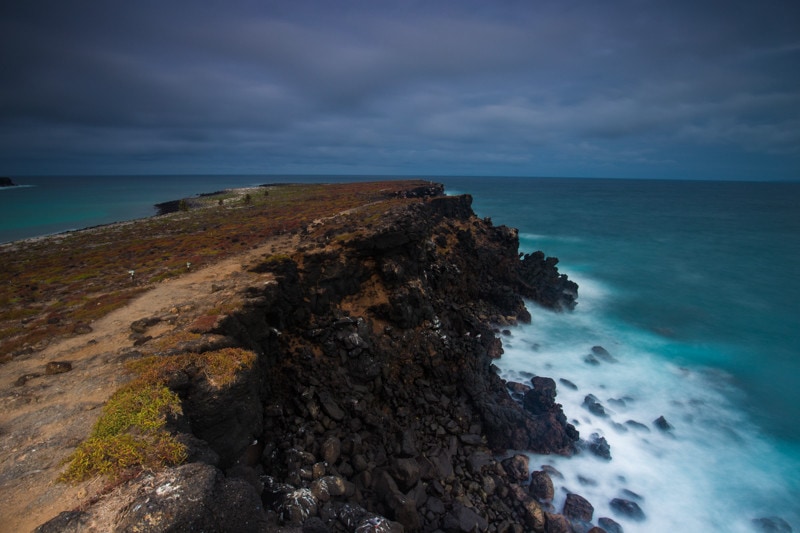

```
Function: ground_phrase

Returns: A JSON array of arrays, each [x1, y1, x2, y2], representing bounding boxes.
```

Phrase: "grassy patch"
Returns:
[[59, 383, 186, 483], [128, 348, 257, 388], [60, 347, 258, 483]]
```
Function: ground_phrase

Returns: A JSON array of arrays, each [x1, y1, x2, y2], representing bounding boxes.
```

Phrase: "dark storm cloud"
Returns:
[[1, 0, 798, 178]]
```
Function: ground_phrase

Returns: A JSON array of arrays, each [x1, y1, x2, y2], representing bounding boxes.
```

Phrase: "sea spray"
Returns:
[[495, 273, 799, 532]]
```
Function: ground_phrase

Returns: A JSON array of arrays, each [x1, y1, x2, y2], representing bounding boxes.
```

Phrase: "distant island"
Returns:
[[0, 177, 16, 187]]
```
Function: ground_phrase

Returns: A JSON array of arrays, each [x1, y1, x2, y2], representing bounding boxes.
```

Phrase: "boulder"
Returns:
[[310, 476, 348, 502], [501, 454, 530, 483], [510, 485, 546, 532], [587, 433, 612, 460], [582, 394, 607, 417], [529, 470, 555, 503], [36, 463, 267, 532], [653, 415, 674, 432], [591, 346, 617, 363], [610, 498, 646, 521], [624, 420, 651, 433], [321, 436, 342, 464], [558, 378, 578, 390], [390, 457, 420, 492], [279, 488, 319, 525], [562, 493, 594, 522], [598, 517, 624, 533], [317, 390, 346, 421], [544, 512, 571, 533]]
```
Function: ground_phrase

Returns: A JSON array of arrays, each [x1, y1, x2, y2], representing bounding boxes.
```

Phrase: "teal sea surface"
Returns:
[[0, 175, 275, 243], [440, 177, 800, 532], [2, 175, 799, 531]]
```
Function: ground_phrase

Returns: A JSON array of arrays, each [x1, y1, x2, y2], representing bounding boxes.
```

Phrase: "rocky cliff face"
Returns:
[[39, 188, 582, 532]]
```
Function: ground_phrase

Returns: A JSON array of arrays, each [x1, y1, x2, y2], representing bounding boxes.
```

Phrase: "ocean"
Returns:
[[440, 177, 800, 532], [2, 175, 799, 531], [0, 175, 279, 243]]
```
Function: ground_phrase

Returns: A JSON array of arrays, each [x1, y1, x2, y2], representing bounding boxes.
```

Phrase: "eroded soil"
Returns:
[[0, 233, 298, 533]]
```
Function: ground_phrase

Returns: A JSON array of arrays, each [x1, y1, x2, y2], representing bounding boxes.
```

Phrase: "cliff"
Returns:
[[19, 182, 585, 532], [0, 177, 16, 187]]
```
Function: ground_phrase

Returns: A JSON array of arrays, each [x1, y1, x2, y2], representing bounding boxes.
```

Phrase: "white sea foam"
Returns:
[[519, 231, 584, 244], [496, 275, 799, 532]]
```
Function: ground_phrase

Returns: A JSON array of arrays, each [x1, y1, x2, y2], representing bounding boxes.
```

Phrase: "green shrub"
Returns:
[[59, 382, 186, 483]]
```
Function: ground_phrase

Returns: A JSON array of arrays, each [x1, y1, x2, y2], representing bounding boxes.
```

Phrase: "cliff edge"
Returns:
[[22, 183, 583, 532]]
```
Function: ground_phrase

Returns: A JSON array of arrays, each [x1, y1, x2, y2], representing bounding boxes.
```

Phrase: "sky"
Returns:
[[1, 1, 799, 180]]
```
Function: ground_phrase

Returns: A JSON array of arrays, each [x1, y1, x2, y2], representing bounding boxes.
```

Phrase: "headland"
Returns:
[[0, 180, 604, 532]]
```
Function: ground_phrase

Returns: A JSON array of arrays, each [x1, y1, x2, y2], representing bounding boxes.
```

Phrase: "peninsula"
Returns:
[[0, 180, 608, 533]]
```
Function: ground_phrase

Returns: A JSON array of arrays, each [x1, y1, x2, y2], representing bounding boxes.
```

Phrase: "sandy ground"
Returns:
[[0, 234, 297, 533]]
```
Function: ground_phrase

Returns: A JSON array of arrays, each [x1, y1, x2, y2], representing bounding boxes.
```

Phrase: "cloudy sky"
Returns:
[[2, 1, 798, 180]]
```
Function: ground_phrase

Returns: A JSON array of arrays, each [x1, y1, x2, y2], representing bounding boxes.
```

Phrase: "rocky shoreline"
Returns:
[[30, 182, 649, 532]]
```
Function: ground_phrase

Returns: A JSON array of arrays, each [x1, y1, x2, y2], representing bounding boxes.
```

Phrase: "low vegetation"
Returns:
[[60, 347, 257, 482], [0, 181, 425, 359], [59, 382, 186, 483], [3, 180, 429, 484]]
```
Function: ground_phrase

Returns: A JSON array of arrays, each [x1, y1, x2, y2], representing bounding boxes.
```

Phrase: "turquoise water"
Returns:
[[440, 177, 800, 531], [0, 175, 276, 243], [2, 175, 798, 530]]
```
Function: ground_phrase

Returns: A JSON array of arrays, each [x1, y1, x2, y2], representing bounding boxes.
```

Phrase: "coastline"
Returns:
[[2, 180, 585, 532], [0, 175, 280, 244], [0, 180, 792, 531]]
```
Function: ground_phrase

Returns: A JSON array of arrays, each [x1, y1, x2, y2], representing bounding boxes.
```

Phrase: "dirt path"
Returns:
[[0, 234, 297, 533]]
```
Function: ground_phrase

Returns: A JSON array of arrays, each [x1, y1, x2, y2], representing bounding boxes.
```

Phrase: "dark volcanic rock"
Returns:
[[523, 376, 557, 414], [529, 470, 555, 503], [563, 492, 594, 522], [517, 251, 578, 310], [558, 378, 578, 390], [0, 177, 15, 187], [625, 420, 651, 433], [501, 454, 530, 483], [610, 498, 646, 521], [39, 185, 583, 532], [587, 433, 612, 460], [582, 394, 608, 417], [598, 517, 624, 533], [514, 376, 578, 454], [653, 415, 674, 432], [544, 512, 571, 533], [591, 345, 617, 362], [36, 463, 267, 532]]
